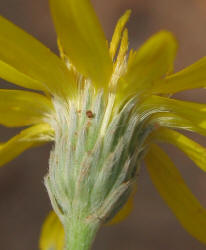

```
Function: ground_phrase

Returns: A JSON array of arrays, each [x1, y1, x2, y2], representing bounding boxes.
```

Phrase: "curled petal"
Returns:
[[139, 95, 206, 133], [147, 112, 206, 136]]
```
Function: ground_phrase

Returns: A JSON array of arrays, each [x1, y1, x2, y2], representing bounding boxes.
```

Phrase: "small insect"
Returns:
[[86, 110, 95, 118]]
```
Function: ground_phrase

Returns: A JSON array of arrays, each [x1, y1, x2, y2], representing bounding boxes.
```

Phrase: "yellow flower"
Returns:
[[0, 0, 206, 249]]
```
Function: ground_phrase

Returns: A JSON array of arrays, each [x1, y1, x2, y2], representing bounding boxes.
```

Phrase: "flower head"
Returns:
[[0, 0, 206, 249]]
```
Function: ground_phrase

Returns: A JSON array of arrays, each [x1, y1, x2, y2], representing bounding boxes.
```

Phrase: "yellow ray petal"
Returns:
[[109, 10, 131, 60], [151, 128, 206, 172], [117, 31, 177, 97], [153, 57, 206, 94], [0, 16, 75, 97], [145, 144, 206, 244], [49, 0, 113, 88], [115, 29, 129, 65], [139, 95, 206, 132], [0, 60, 45, 92], [0, 90, 53, 127], [40, 211, 64, 250], [0, 124, 53, 167], [148, 112, 206, 136]]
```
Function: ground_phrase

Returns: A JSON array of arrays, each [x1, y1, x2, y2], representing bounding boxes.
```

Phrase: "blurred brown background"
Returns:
[[0, 0, 206, 249]]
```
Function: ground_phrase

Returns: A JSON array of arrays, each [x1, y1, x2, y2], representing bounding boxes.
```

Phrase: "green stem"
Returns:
[[64, 217, 100, 250]]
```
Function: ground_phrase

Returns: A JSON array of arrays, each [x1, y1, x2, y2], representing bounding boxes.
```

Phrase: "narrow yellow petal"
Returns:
[[108, 185, 136, 225], [0, 90, 53, 127], [110, 29, 129, 92], [0, 124, 53, 167], [145, 144, 206, 244], [153, 57, 206, 94], [148, 112, 206, 136], [0, 60, 45, 92], [109, 10, 131, 60], [139, 95, 206, 132], [151, 128, 206, 172], [0, 16, 75, 97], [57, 39, 65, 61], [118, 31, 177, 97], [40, 211, 64, 250], [49, 0, 113, 88], [115, 29, 129, 65]]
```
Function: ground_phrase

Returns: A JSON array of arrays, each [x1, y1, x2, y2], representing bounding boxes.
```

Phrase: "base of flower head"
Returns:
[[45, 84, 154, 244], [63, 215, 100, 250]]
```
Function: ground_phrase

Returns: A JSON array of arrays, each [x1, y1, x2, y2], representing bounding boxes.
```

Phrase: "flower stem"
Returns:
[[64, 217, 100, 250]]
